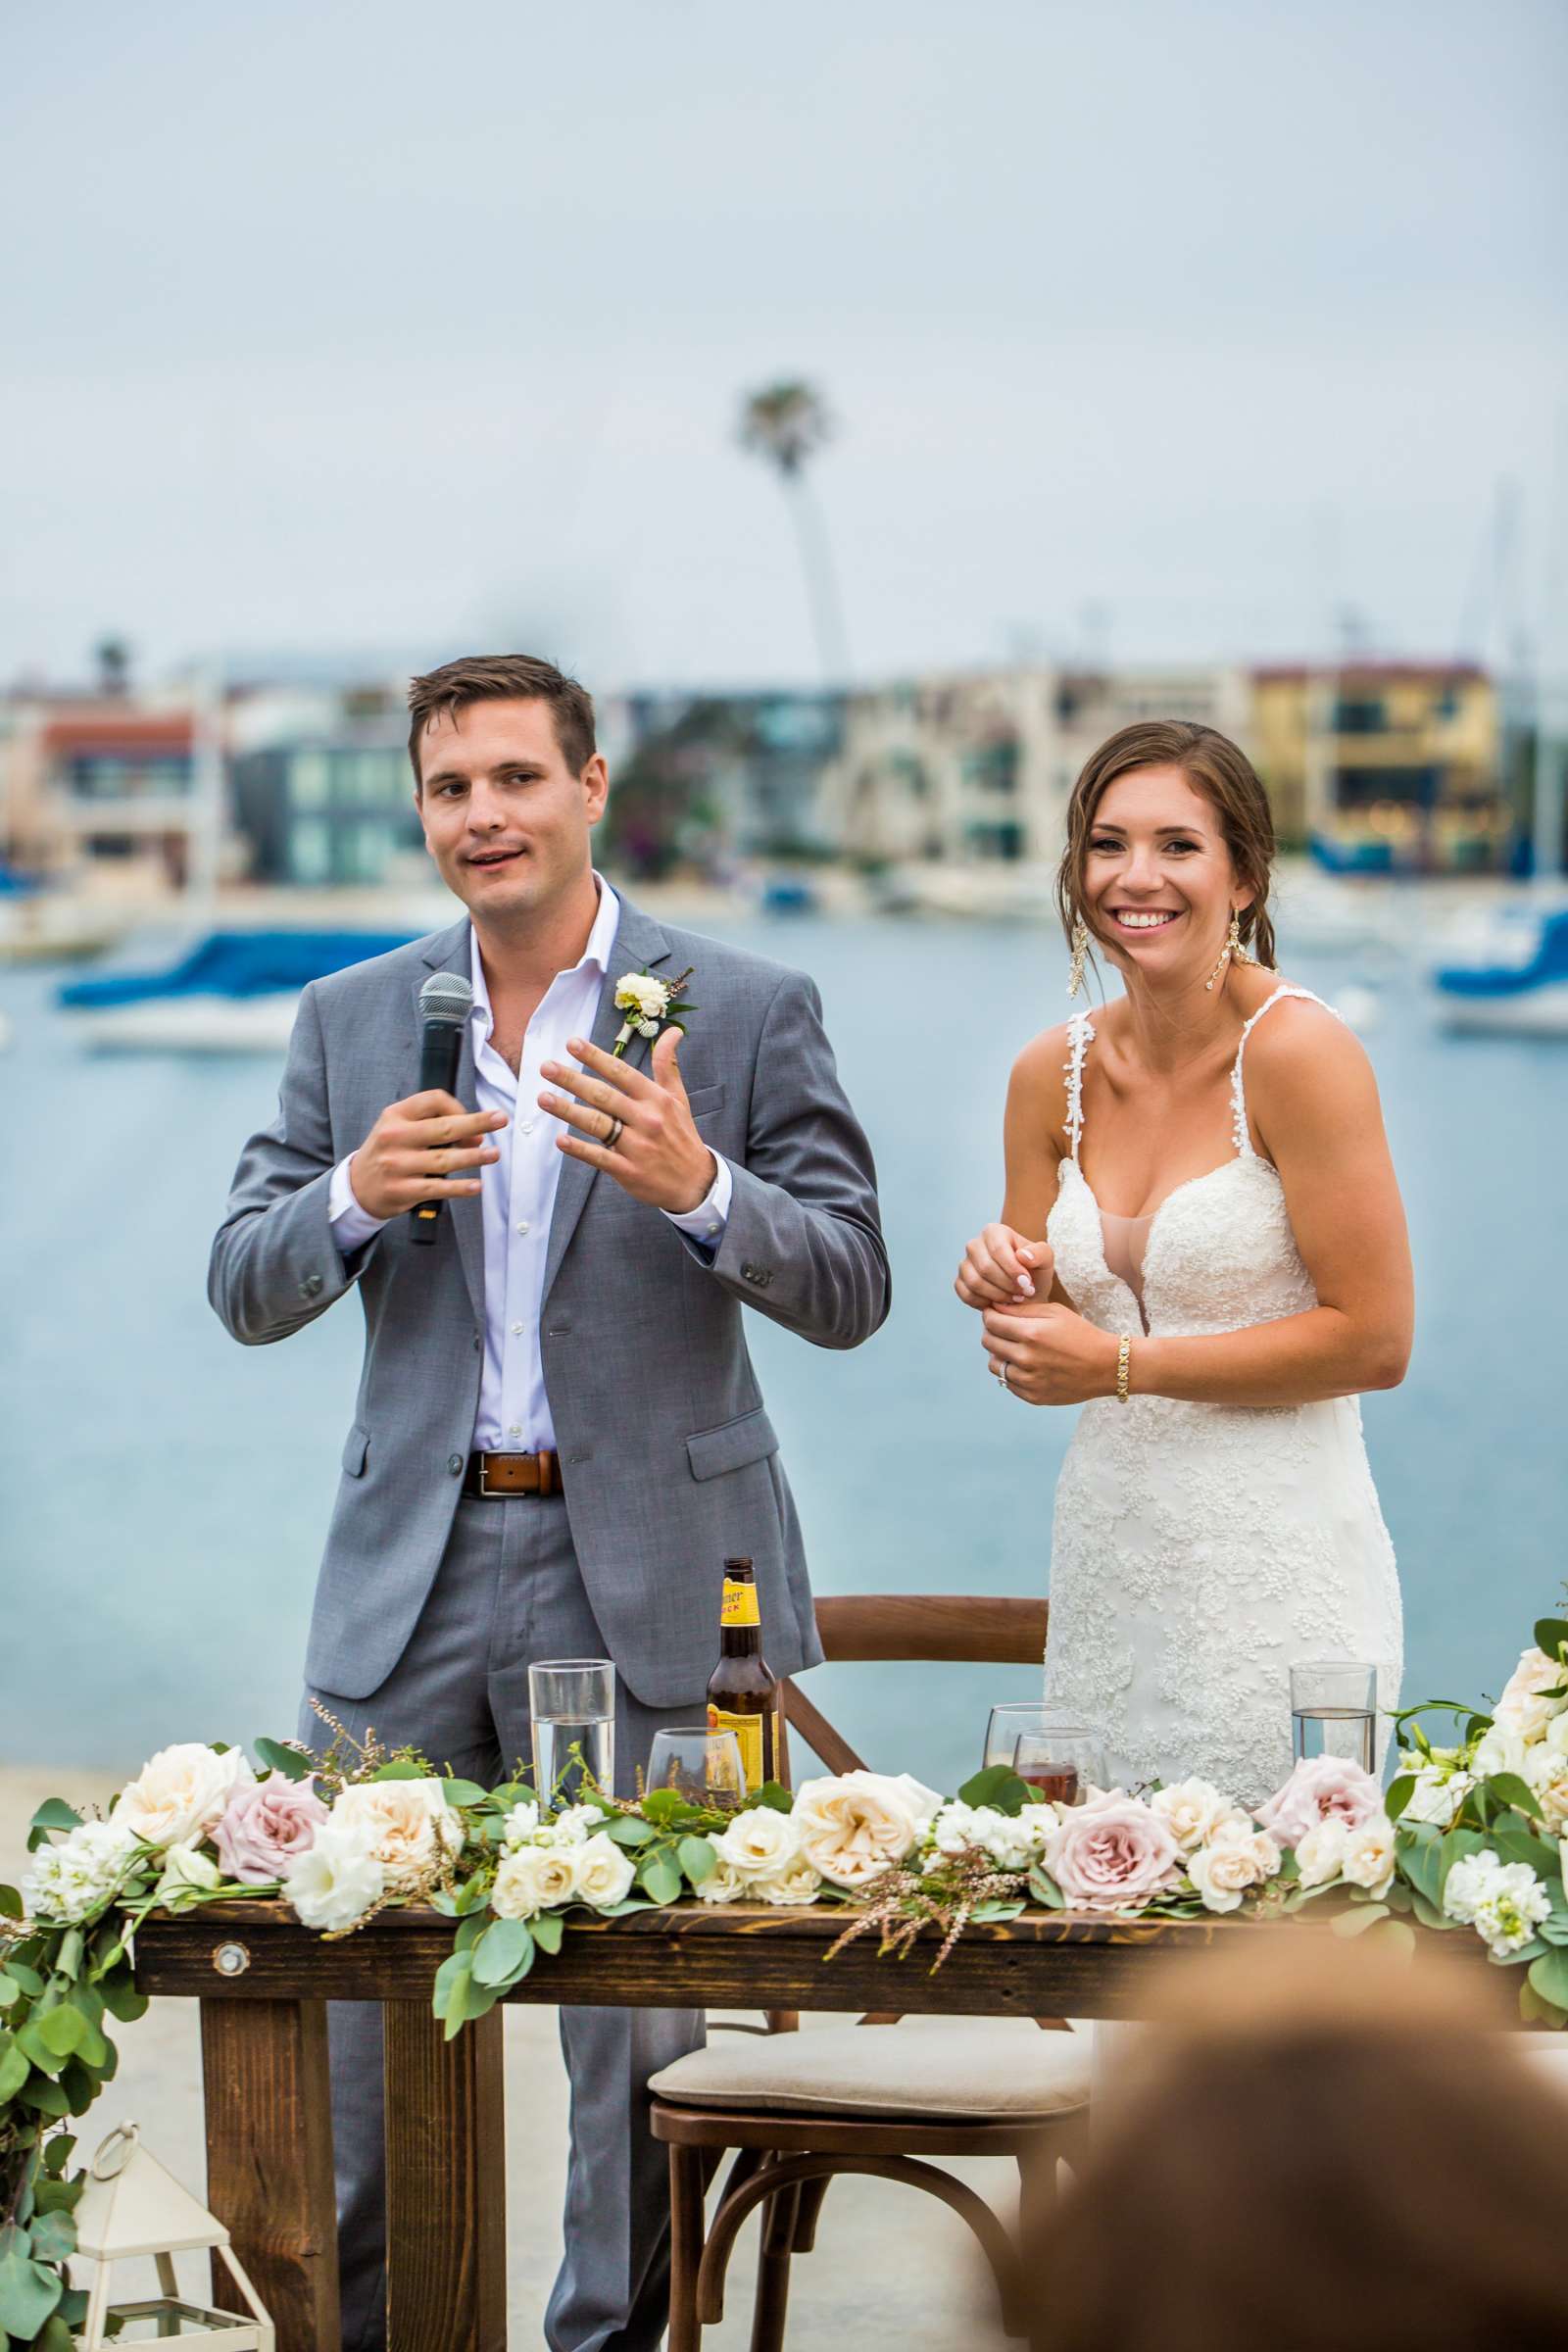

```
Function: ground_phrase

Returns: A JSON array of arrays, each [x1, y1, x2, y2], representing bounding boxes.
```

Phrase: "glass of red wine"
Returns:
[[1011, 1727, 1106, 1809]]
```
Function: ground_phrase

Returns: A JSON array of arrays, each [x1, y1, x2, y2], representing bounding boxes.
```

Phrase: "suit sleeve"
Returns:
[[207, 984, 378, 1345], [702, 970, 890, 1350]]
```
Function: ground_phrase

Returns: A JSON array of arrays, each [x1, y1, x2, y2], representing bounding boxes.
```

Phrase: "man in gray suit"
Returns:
[[209, 653, 889, 2352]]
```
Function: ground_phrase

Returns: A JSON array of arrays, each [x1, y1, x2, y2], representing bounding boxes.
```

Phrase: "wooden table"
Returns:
[[133, 1899, 1496, 2352]]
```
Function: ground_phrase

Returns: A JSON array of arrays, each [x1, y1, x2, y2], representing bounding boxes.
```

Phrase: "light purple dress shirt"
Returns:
[[326, 878, 731, 1451]]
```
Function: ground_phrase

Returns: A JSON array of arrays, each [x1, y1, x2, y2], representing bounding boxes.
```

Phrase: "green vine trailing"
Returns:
[[7, 1610, 1568, 2344]]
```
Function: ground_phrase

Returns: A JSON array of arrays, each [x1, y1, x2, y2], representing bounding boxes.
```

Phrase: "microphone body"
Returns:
[[411, 971, 475, 1246]]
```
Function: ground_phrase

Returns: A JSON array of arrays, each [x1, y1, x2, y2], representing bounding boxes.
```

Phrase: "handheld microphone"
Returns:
[[411, 970, 474, 1246]]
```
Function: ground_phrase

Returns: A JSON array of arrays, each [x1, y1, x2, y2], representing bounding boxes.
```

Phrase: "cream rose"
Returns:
[[113, 1743, 254, 1850], [694, 1841, 748, 1904], [756, 1859, 823, 1906], [493, 1844, 578, 1920], [714, 1806, 802, 1884], [1150, 1778, 1235, 1855], [1473, 1723, 1530, 1782], [1188, 1822, 1281, 1914], [1494, 1647, 1566, 1742], [1341, 1816, 1396, 1897], [791, 1771, 943, 1890], [332, 1779, 464, 1894], [1525, 1745, 1568, 1831], [572, 1833, 636, 1910], [1293, 1816, 1349, 1888]]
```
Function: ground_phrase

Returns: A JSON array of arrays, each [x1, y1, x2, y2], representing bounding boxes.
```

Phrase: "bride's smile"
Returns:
[[1082, 764, 1245, 986]]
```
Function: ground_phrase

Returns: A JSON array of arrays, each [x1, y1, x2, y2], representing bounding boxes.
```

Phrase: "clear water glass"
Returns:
[[529, 1658, 616, 1803], [983, 1702, 1090, 1773], [1290, 1661, 1377, 1774], [645, 1727, 746, 1810], [1011, 1727, 1106, 1808]]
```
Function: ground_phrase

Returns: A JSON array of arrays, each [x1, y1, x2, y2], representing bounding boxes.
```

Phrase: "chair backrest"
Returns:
[[778, 1594, 1050, 1779]]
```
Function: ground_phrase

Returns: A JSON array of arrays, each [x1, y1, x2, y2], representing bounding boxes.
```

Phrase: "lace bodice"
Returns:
[[1039, 984, 1401, 1805], [1048, 988, 1322, 1339]]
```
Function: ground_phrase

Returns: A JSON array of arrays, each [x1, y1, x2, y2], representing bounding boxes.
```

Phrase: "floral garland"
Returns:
[[5, 1615, 1568, 2345]]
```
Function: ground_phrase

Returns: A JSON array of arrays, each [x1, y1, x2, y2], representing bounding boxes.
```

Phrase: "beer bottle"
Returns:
[[705, 1556, 779, 1793]]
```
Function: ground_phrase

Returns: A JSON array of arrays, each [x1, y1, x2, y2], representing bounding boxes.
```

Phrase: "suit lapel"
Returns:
[[541, 895, 671, 1304], [415, 917, 485, 1325]]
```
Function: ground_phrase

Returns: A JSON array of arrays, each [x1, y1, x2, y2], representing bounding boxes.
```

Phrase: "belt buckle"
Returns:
[[477, 1453, 500, 1498]]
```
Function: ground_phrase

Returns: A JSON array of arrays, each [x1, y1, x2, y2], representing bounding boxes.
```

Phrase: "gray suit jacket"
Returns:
[[209, 895, 889, 1707]]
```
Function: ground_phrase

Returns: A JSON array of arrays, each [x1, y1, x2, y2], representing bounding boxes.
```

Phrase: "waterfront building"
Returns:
[[1250, 663, 1501, 871], [229, 718, 423, 886], [0, 685, 216, 891]]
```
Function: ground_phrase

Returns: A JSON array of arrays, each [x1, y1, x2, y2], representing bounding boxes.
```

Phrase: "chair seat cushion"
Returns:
[[649, 2017, 1092, 2121]]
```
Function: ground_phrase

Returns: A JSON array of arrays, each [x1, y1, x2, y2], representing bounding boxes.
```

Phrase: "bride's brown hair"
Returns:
[[1055, 719, 1279, 973]]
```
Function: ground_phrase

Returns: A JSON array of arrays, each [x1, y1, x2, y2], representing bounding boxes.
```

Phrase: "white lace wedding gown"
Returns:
[[1042, 986, 1402, 1807]]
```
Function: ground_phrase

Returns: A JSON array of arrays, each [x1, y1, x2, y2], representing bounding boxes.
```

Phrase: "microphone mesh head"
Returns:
[[419, 971, 474, 1026]]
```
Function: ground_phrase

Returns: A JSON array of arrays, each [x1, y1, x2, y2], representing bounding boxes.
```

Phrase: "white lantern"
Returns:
[[69, 2122, 274, 2347]]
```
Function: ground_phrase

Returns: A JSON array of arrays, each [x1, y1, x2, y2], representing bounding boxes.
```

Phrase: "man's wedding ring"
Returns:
[[995, 1361, 1013, 1393], [604, 1115, 625, 1152]]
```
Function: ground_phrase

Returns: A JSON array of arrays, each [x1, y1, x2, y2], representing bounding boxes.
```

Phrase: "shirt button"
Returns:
[[516, 1222, 530, 1236], [520, 1121, 535, 1136], [447, 1453, 464, 1476], [511, 1322, 523, 1336], [508, 1425, 522, 1439]]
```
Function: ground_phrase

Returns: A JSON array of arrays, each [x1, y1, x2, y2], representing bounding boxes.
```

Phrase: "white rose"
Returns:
[[714, 1806, 801, 1885], [1473, 1724, 1530, 1782], [1341, 1816, 1396, 1897], [284, 1822, 385, 1933], [113, 1743, 253, 1851], [572, 1833, 636, 1910], [1150, 1778, 1235, 1854], [1494, 1647, 1566, 1742], [1188, 1822, 1281, 1915], [332, 1779, 464, 1893], [540, 1803, 606, 1848], [154, 1841, 223, 1909], [502, 1800, 541, 1847], [616, 973, 667, 1016], [1547, 1712, 1568, 1760], [24, 1819, 142, 1924], [493, 1844, 578, 1920], [756, 1859, 823, 1906], [1526, 1747, 1568, 1831], [1294, 1817, 1349, 1888], [791, 1771, 943, 1890], [694, 1837, 748, 1903]]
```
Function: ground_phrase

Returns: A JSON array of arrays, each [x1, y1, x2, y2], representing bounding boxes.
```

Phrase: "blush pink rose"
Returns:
[[1254, 1755, 1383, 1851], [214, 1775, 330, 1885], [1043, 1793, 1183, 1914]]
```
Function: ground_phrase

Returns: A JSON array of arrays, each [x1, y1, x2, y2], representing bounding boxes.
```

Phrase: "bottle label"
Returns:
[[720, 1577, 760, 1630], [708, 1703, 765, 1792]]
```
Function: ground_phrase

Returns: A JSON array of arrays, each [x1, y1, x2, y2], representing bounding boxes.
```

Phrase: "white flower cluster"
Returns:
[[1143, 1778, 1288, 1914], [284, 1777, 464, 1934], [921, 1798, 1061, 1874], [24, 1818, 144, 1925], [613, 971, 671, 1041], [1401, 1646, 1568, 1833], [1292, 1814, 1396, 1897], [1443, 1847, 1553, 1959], [491, 1801, 637, 1921], [692, 1803, 820, 1906]]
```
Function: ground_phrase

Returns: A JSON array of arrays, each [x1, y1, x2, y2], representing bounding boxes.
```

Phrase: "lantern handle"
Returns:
[[89, 2120, 140, 2180]]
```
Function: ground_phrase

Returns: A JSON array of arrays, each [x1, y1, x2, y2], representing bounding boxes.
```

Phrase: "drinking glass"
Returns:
[[645, 1727, 746, 1810], [529, 1658, 616, 1802], [1290, 1661, 1377, 1774], [1011, 1727, 1106, 1808], [983, 1702, 1092, 1773]]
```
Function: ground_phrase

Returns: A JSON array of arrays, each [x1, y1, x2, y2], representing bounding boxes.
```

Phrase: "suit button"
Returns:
[[447, 1453, 465, 1476], [742, 1262, 771, 1288], [301, 1272, 323, 1299], [472, 1335, 481, 1352]]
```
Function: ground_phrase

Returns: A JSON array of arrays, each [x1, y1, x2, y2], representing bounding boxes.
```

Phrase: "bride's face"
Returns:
[[1081, 764, 1247, 984]]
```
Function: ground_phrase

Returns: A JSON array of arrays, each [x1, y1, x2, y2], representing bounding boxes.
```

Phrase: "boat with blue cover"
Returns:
[[59, 928, 414, 1052], [1433, 906, 1568, 1036]]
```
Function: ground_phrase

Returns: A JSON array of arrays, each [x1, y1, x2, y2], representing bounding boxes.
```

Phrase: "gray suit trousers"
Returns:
[[299, 1493, 706, 2352]]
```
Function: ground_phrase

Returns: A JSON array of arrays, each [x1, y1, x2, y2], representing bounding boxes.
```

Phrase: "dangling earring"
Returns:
[[1204, 910, 1245, 992], [1066, 916, 1089, 1000]]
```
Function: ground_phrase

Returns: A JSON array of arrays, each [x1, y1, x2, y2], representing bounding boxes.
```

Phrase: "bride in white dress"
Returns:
[[956, 721, 1408, 1809]]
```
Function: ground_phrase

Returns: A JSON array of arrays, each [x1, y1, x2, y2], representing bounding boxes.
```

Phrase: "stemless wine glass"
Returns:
[[1290, 1661, 1377, 1773], [1011, 1727, 1106, 1808], [645, 1727, 747, 1810], [983, 1702, 1092, 1773]]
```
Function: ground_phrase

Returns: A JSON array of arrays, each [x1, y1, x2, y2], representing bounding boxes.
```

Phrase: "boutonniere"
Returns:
[[611, 964, 696, 1057]]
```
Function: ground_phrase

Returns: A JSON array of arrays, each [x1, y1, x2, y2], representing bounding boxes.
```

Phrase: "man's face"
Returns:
[[415, 697, 609, 927]]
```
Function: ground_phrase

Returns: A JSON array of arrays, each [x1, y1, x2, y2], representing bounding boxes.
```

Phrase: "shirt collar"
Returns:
[[468, 873, 621, 1036]]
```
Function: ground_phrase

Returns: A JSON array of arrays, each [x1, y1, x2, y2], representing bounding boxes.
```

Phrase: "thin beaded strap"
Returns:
[[1229, 985, 1340, 1155], [1062, 1011, 1095, 1160]]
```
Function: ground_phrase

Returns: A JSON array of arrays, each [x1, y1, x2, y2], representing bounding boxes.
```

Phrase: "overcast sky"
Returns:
[[3, 0, 1564, 693]]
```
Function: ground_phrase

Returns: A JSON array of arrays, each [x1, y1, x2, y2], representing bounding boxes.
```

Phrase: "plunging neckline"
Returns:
[[1057, 1155, 1272, 1335]]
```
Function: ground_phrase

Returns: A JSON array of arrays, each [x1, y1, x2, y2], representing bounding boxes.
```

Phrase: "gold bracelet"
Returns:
[[1115, 1334, 1132, 1403]]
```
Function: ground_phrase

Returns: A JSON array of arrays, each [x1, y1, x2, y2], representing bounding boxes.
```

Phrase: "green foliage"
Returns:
[[24, 1806, 80, 1858], [637, 1851, 683, 1905], [251, 1739, 312, 1782], [743, 1783, 794, 1815], [956, 1765, 1031, 1816], [470, 1919, 534, 1987], [1534, 1619, 1568, 1661], [677, 1838, 717, 1886]]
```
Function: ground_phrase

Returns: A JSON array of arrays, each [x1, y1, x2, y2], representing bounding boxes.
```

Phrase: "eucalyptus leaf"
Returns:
[[607, 1817, 657, 1847], [471, 1918, 534, 1986], [0, 2038, 27, 2103], [677, 1837, 717, 1886], [1533, 1619, 1568, 1661], [16, 2019, 67, 2077], [742, 1782, 794, 1815], [531, 1914, 564, 1955], [956, 1765, 1030, 1817], [1330, 1904, 1390, 1937], [25, 1801, 82, 1855], [1026, 1868, 1065, 1910], [638, 1853, 682, 1905], [969, 1899, 1026, 1923], [641, 1789, 699, 1830], [19, 2079, 70, 2117], [253, 1739, 313, 1782], [0, 1886, 21, 1922], [5, 1965, 44, 1998], [0, 2239, 61, 2338], [1382, 1776, 1415, 1821], [440, 1780, 489, 1809], [36, 2008, 85, 2061], [370, 1760, 425, 1782], [26, 2212, 74, 2265], [1529, 1946, 1568, 2008], [1484, 1772, 1544, 1822]]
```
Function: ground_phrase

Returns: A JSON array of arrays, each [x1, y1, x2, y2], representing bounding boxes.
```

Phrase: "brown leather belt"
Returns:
[[463, 1450, 560, 1499]]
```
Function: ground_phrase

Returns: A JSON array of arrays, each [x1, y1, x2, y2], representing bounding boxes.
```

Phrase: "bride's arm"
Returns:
[[983, 1005, 1414, 1406], [956, 1028, 1074, 1309]]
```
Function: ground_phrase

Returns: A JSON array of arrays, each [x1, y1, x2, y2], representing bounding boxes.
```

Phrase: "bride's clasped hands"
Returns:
[[954, 1224, 1118, 1403]]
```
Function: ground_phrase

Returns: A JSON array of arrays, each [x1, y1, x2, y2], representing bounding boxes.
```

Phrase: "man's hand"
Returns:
[[539, 1029, 716, 1213], [956, 1223, 1053, 1309], [982, 1298, 1120, 1405], [347, 1092, 506, 1221]]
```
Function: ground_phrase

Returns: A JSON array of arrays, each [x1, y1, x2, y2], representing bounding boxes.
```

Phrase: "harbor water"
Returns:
[[4, 912, 1565, 1797]]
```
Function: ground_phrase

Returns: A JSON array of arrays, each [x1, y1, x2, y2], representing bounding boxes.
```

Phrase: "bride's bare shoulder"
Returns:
[[1243, 981, 1381, 1116], [1007, 1021, 1075, 1129]]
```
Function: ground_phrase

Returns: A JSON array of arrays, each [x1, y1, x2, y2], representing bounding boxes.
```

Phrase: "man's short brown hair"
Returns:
[[406, 655, 597, 788]]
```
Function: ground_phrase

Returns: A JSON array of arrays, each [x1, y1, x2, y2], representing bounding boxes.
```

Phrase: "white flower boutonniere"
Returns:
[[611, 964, 696, 1058]]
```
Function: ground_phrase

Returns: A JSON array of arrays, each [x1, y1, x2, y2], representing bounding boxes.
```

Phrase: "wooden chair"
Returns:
[[649, 1594, 1091, 2351]]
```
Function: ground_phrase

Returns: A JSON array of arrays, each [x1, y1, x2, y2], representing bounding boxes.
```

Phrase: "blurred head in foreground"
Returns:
[[1025, 1934, 1568, 2352]]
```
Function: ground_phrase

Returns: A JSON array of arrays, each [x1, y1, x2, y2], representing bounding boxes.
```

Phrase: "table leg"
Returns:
[[200, 1996, 340, 2351], [383, 2000, 507, 2352]]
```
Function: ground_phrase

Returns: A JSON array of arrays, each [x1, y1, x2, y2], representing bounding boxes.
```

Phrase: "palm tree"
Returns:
[[738, 380, 851, 683]]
